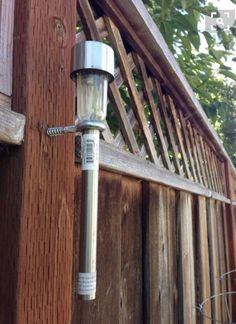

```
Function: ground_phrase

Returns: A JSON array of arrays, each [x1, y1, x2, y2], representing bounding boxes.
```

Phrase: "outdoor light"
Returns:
[[47, 41, 114, 301], [71, 41, 114, 301]]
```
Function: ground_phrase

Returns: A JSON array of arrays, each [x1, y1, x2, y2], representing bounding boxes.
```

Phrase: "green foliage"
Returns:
[[143, 0, 236, 165]]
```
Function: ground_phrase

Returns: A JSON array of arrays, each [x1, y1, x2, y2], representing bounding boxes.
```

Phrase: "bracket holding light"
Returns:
[[47, 41, 114, 300]]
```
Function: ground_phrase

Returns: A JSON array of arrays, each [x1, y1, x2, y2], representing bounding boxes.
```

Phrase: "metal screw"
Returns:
[[46, 125, 77, 136]]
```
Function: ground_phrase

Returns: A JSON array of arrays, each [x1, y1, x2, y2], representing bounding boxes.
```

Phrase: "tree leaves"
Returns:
[[219, 69, 236, 81], [143, 0, 236, 165]]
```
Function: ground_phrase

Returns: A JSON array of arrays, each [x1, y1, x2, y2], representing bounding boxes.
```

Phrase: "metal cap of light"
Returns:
[[71, 41, 114, 131], [70, 41, 114, 301]]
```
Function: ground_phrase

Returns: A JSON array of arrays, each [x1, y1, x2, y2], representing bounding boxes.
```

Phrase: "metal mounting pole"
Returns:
[[78, 128, 100, 300]]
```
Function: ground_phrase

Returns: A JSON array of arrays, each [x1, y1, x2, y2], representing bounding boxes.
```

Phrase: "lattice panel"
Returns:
[[76, 0, 227, 196]]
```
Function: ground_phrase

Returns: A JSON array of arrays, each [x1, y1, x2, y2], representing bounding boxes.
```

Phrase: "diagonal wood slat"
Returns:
[[187, 122, 204, 185], [212, 151, 223, 194], [205, 142, 218, 192], [199, 134, 213, 190], [134, 54, 172, 170], [105, 16, 158, 164], [167, 96, 192, 179], [77, 0, 140, 154], [202, 139, 215, 191], [76, 16, 108, 44], [154, 80, 182, 175], [178, 109, 198, 182], [193, 128, 208, 187]]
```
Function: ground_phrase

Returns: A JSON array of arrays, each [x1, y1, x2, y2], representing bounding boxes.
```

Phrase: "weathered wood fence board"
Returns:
[[142, 183, 177, 324], [196, 196, 212, 324], [0, 0, 76, 323], [73, 170, 143, 324], [178, 192, 197, 324], [75, 170, 123, 324], [0, 0, 235, 322]]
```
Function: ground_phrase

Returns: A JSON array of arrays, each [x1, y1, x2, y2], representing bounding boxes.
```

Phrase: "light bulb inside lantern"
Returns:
[[76, 71, 109, 122]]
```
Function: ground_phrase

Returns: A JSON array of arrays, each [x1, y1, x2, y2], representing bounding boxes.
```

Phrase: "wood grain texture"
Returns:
[[0, 0, 15, 95], [120, 176, 143, 324], [0, 0, 76, 322], [75, 139, 231, 203], [196, 196, 212, 324], [216, 202, 229, 323], [207, 200, 222, 323], [143, 183, 177, 324], [0, 92, 12, 109], [178, 192, 196, 324], [0, 107, 25, 144]]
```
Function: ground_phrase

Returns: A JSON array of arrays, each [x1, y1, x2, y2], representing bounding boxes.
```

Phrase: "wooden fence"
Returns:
[[0, 0, 235, 323]]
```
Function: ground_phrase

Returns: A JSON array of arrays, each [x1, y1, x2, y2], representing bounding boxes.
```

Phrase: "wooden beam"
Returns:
[[0, 0, 15, 96], [75, 139, 231, 203], [0, 0, 76, 322], [0, 107, 25, 144], [0, 92, 11, 109]]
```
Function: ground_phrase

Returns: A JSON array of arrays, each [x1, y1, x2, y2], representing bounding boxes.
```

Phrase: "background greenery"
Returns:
[[143, 0, 236, 165]]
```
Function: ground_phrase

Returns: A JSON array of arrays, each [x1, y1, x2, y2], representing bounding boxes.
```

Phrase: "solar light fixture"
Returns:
[[47, 40, 114, 301], [71, 41, 114, 300]]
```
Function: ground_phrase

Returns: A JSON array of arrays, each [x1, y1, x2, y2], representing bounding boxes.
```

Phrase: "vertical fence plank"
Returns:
[[196, 196, 212, 324], [216, 201, 230, 323], [207, 199, 222, 323], [178, 192, 197, 324], [143, 183, 177, 324], [222, 203, 233, 318], [0, 0, 76, 322], [120, 177, 143, 324]]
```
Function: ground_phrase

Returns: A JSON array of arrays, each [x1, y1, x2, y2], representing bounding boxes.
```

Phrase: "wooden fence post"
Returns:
[[0, 0, 76, 323], [224, 161, 236, 320]]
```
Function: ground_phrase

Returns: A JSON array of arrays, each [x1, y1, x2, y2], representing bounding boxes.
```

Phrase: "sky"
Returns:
[[199, 0, 236, 73]]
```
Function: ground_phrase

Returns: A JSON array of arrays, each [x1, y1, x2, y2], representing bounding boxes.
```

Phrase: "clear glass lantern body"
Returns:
[[76, 70, 109, 122]]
